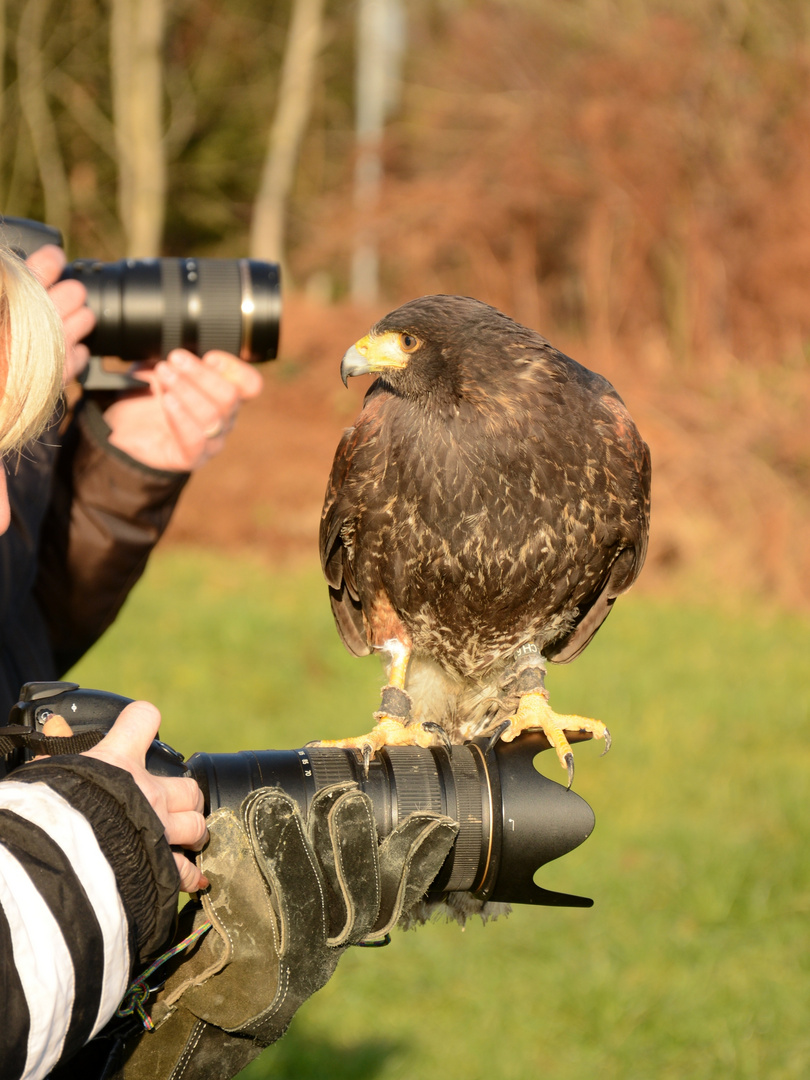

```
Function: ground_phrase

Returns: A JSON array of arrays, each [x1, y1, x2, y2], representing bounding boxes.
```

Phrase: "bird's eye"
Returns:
[[399, 333, 420, 353]]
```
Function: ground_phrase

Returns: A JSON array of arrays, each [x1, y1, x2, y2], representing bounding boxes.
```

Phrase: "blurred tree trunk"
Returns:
[[351, 0, 405, 304], [16, 0, 71, 233], [250, 0, 325, 265], [110, 0, 166, 256]]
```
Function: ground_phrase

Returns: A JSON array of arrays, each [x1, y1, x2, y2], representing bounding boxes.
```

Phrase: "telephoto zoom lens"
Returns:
[[61, 257, 281, 362], [185, 734, 596, 909]]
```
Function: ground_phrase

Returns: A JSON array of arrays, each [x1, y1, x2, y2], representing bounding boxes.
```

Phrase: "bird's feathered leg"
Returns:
[[485, 644, 610, 789], [312, 639, 451, 771]]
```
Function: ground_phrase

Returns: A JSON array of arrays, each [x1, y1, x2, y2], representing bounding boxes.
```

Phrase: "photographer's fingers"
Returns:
[[25, 243, 67, 288], [202, 350, 264, 400], [167, 348, 262, 403], [84, 699, 161, 772], [154, 349, 261, 468], [26, 244, 96, 382], [158, 791, 210, 894], [49, 279, 95, 341], [161, 350, 262, 417], [174, 851, 208, 894], [159, 352, 239, 436], [161, 774, 205, 818], [164, 804, 208, 849], [55, 284, 95, 381], [158, 387, 221, 468]]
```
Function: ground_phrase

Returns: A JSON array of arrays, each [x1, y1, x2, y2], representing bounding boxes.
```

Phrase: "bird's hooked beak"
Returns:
[[340, 332, 412, 387]]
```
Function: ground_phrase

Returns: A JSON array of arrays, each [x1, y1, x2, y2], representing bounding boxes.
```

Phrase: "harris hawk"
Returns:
[[319, 295, 650, 789]]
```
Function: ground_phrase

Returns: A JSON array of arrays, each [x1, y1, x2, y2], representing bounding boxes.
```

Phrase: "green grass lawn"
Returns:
[[71, 550, 810, 1080]]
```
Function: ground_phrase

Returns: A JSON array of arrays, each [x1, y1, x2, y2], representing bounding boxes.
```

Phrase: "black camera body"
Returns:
[[0, 216, 281, 387], [6, 681, 596, 909]]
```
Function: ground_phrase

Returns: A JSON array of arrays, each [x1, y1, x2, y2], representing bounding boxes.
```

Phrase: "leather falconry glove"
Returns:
[[110, 782, 458, 1080]]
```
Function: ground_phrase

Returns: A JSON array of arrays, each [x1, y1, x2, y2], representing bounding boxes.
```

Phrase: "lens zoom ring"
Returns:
[[196, 259, 242, 356], [161, 260, 183, 355], [385, 746, 443, 818], [444, 746, 484, 892], [306, 747, 356, 789]]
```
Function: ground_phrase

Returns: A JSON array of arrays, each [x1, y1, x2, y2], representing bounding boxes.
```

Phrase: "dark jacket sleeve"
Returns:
[[32, 400, 189, 677], [0, 755, 180, 1080]]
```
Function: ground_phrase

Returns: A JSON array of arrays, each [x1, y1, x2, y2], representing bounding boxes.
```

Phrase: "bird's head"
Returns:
[[340, 294, 538, 406]]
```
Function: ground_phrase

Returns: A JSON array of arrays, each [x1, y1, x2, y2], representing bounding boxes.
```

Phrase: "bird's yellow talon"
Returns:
[[492, 690, 609, 786], [312, 714, 445, 758]]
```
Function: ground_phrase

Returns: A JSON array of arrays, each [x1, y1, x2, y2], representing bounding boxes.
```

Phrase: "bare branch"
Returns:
[[16, 0, 71, 232], [250, 0, 326, 264], [46, 68, 116, 159]]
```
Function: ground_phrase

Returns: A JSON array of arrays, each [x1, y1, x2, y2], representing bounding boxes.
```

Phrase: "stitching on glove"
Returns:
[[240, 962, 292, 1035], [327, 790, 376, 946], [172, 1017, 207, 1080], [330, 795, 356, 931], [280, 809, 328, 947]]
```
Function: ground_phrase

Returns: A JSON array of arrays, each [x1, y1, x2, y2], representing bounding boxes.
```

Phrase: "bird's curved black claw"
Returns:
[[565, 752, 575, 790], [483, 720, 513, 754], [420, 721, 453, 752], [600, 727, 612, 757], [361, 743, 373, 779]]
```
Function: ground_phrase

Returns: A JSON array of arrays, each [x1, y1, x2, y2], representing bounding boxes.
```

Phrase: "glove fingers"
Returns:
[[242, 787, 329, 956], [371, 814, 458, 939], [243, 787, 358, 1030], [307, 783, 380, 946]]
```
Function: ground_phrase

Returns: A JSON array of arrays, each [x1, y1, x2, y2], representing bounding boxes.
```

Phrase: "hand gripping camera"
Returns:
[[0, 216, 281, 389], [4, 681, 596, 908]]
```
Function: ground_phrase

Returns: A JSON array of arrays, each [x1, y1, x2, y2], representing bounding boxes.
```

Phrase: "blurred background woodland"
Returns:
[[1, 0, 809, 608]]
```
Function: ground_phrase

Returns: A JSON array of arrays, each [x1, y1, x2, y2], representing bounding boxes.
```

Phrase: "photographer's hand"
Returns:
[[104, 349, 263, 472], [25, 244, 96, 383], [83, 700, 209, 893]]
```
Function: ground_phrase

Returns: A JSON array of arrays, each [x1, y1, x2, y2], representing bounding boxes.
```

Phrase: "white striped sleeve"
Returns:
[[0, 780, 131, 1080]]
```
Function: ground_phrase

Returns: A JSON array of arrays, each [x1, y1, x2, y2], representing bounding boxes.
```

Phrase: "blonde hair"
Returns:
[[0, 246, 65, 457]]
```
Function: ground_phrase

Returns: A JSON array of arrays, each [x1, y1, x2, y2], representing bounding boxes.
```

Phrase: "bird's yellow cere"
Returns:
[[356, 331, 414, 370]]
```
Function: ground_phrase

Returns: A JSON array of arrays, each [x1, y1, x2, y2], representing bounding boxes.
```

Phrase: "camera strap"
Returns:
[[0, 723, 105, 758]]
